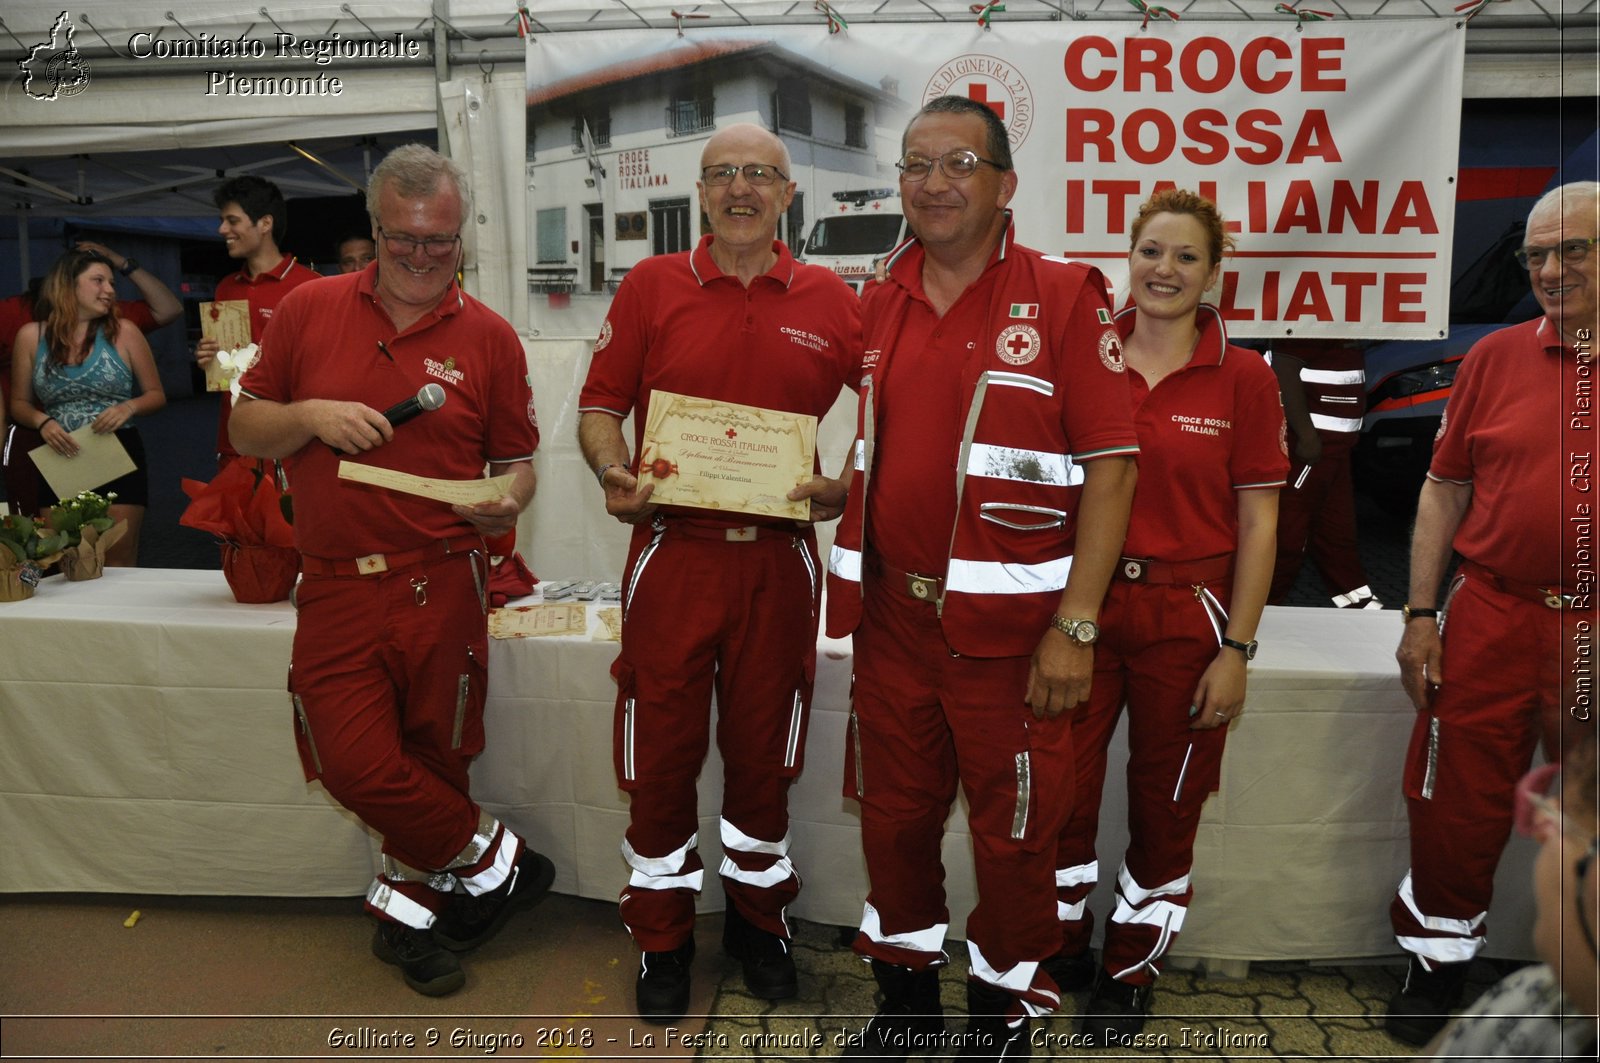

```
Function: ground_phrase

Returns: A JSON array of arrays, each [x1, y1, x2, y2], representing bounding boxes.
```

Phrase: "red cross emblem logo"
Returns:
[[996, 324, 1041, 366]]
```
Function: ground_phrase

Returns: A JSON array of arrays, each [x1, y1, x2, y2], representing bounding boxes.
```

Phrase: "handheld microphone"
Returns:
[[384, 383, 448, 428], [329, 383, 447, 454]]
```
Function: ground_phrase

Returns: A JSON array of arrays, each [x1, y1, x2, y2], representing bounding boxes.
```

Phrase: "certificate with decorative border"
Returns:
[[636, 390, 816, 520]]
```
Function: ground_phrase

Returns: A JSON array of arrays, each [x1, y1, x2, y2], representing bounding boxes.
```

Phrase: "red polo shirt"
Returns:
[[579, 235, 861, 527], [239, 265, 538, 558], [1430, 316, 1581, 589], [212, 255, 321, 458], [1120, 304, 1288, 562]]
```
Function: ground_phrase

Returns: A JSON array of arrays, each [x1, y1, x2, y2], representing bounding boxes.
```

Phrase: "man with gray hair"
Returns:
[[231, 143, 554, 996], [1388, 180, 1598, 1043]]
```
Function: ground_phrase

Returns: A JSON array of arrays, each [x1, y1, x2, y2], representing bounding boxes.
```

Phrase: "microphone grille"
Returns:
[[418, 383, 448, 411]]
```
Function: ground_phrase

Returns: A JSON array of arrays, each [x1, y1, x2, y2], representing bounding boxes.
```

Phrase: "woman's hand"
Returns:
[[91, 401, 134, 434], [1190, 648, 1247, 729], [39, 417, 77, 456]]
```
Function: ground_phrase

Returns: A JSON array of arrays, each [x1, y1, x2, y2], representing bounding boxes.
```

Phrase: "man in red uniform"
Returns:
[[2, 239, 182, 515], [818, 96, 1138, 1059], [197, 175, 320, 468], [578, 122, 860, 1024], [1268, 339, 1381, 609], [1389, 180, 1599, 1044], [231, 144, 553, 997]]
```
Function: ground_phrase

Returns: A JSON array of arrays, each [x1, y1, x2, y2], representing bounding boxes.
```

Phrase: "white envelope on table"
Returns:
[[28, 425, 137, 500]]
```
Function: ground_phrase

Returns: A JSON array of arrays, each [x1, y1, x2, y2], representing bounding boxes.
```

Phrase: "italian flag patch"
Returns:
[[1009, 303, 1039, 319], [1096, 308, 1112, 325]]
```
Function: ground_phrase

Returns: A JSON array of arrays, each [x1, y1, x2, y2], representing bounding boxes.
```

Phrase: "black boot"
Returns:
[[842, 959, 945, 1060], [956, 980, 1031, 1060], [636, 938, 695, 1024], [1041, 947, 1097, 992], [1385, 955, 1470, 1046], [722, 902, 798, 1000], [1078, 969, 1153, 1047], [371, 922, 465, 996]]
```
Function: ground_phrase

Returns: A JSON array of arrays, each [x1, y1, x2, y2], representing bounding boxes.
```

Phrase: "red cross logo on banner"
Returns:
[[966, 82, 1005, 121]]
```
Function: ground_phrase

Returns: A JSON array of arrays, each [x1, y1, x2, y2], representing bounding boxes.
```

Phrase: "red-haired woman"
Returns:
[[1048, 189, 1287, 1042], [9, 248, 166, 565]]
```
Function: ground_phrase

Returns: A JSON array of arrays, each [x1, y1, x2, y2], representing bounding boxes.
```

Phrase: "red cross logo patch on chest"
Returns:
[[996, 323, 1041, 366]]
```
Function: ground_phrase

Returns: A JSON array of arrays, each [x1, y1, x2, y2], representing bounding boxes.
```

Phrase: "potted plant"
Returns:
[[0, 514, 66, 602], [49, 490, 127, 581]]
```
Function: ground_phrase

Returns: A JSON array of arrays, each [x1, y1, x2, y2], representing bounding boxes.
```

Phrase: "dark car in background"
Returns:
[[1352, 113, 1596, 514]]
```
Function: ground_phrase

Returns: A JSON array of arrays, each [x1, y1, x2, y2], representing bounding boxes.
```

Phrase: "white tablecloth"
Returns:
[[0, 569, 1537, 962]]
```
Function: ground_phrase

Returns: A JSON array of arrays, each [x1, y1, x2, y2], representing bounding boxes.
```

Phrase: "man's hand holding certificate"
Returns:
[[636, 391, 817, 520]]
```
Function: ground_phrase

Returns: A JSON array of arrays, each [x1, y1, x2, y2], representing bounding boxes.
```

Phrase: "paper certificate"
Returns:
[[200, 300, 252, 392], [28, 425, 137, 500], [489, 603, 588, 639], [338, 461, 515, 506], [637, 391, 816, 520]]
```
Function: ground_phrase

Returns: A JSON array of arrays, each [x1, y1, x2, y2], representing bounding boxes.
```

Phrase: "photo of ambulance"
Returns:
[[800, 188, 908, 292]]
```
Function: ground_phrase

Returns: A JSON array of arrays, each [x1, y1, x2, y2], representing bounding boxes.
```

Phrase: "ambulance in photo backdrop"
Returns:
[[800, 188, 908, 293]]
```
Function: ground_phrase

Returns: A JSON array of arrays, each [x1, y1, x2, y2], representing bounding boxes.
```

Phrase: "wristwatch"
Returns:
[[1049, 615, 1099, 645], [1401, 604, 1439, 622], [119, 258, 139, 276], [1220, 636, 1258, 660]]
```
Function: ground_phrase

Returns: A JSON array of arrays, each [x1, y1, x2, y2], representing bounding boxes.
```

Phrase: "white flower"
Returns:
[[214, 343, 260, 401]]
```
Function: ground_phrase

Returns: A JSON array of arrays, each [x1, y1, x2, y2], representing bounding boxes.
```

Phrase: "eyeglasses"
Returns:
[[700, 164, 788, 187], [895, 149, 1007, 182], [1513, 237, 1598, 270], [377, 227, 461, 257]]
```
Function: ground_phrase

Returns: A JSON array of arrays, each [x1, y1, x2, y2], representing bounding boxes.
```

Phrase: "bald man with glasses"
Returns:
[[1387, 180, 1599, 1044], [577, 122, 861, 1023]]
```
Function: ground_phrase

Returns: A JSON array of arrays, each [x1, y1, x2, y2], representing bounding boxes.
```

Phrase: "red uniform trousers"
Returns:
[[1271, 432, 1374, 606], [611, 520, 820, 952], [847, 566, 1071, 1015], [1053, 576, 1232, 986], [1390, 566, 1592, 964], [290, 546, 521, 929]]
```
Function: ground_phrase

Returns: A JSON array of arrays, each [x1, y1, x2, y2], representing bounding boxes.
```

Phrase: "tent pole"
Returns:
[[434, 0, 452, 155]]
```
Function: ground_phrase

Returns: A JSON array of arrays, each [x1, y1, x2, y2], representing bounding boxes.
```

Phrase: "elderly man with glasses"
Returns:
[[230, 144, 552, 998], [577, 122, 861, 1023], [817, 94, 1138, 1059], [1388, 180, 1599, 1044]]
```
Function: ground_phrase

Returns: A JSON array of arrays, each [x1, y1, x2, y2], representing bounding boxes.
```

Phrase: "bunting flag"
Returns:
[[1274, 1, 1337, 21], [1454, 0, 1505, 22], [670, 9, 710, 36], [1125, 0, 1180, 30], [970, 2, 1006, 29], [814, 0, 848, 34]]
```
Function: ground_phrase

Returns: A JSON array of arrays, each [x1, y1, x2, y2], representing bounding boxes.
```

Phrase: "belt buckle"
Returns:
[[355, 552, 389, 574], [905, 572, 940, 601], [1121, 557, 1149, 582], [725, 526, 758, 542]]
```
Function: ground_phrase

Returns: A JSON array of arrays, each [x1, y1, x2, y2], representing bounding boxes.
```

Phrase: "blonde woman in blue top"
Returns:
[[9, 248, 166, 566]]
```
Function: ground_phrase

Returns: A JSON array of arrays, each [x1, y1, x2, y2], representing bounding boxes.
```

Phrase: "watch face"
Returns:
[[1075, 620, 1099, 644]]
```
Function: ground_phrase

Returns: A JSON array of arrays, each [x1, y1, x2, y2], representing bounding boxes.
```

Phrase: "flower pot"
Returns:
[[60, 551, 105, 582], [221, 542, 300, 604], [0, 569, 35, 601]]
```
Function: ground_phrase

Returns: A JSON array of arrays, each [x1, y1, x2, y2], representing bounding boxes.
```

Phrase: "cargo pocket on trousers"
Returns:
[[1017, 712, 1074, 852], [453, 639, 489, 757], [843, 674, 865, 801], [288, 668, 321, 783], [612, 656, 640, 791]]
